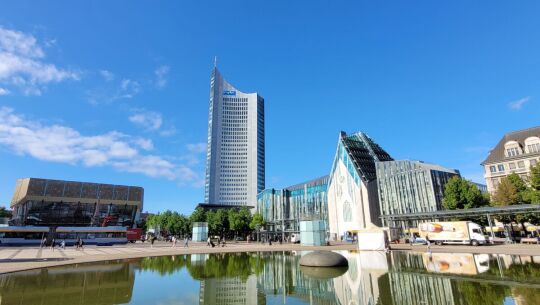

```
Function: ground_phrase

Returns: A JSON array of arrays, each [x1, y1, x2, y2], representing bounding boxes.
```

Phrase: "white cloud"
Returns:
[[0, 26, 79, 95], [118, 78, 140, 99], [159, 126, 177, 137], [129, 109, 163, 131], [99, 70, 115, 82], [155, 65, 169, 89], [508, 96, 530, 110], [0, 107, 202, 186], [187, 143, 207, 153], [134, 138, 154, 150], [0, 87, 9, 95], [181, 143, 207, 166]]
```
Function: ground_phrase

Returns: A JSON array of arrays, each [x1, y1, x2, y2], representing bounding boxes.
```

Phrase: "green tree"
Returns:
[[207, 209, 229, 238], [492, 176, 520, 206], [190, 207, 207, 223], [0, 207, 12, 218], [229, 207, 252, 238], [443, 176, 489, 210], [250, 212, 265, 230], [530, 163, 540, 191]]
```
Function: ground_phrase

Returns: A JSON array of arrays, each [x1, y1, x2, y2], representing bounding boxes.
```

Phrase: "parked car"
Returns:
[[410, 237, 428, 245]]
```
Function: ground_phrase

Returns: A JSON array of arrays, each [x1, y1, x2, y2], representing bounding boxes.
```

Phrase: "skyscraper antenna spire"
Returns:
[[214, 56, 217, 68]]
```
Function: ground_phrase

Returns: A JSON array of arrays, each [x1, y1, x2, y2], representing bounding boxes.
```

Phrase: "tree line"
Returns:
[[442, 163, 540, 224], [146, 207, 265, 239]]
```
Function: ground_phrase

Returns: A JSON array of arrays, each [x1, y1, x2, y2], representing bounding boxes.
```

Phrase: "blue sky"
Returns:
[[0, 1, 539, 214]]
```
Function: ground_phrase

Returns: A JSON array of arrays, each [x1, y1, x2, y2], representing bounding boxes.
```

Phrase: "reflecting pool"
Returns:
[[1, 251, 539, 305]]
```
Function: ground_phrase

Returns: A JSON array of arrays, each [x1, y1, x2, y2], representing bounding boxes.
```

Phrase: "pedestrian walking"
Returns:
[[50, 238, 55, 251], [151, 235, 155, 248], [78, 238, 84, 250], [40, 236, 46, 249], [172, 236, 176, 247], [207, 237, 211, 247], [184, 237, 189, 248], [61, 239, 65, 249]]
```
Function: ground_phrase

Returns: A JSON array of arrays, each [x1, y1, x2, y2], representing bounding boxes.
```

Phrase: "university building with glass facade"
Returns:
[[204, 67, 265, 208], [375, 160, 460, 226], [10, 178, 143, 227], [256, 176, 328, 239], [327, 131, 393, 240]]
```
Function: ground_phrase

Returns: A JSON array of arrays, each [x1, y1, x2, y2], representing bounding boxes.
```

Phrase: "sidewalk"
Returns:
[[390, 243, 540, 255]]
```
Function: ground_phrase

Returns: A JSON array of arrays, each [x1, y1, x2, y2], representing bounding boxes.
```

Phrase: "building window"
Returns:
[[527, 143, 540, 153], [517, 161, 525, 169], [343, 201, 352, 222], [498, 164, 505, 172], [509, 162, 516, 170], [490, 166, 496, 173], [506, 147, 520, 157]]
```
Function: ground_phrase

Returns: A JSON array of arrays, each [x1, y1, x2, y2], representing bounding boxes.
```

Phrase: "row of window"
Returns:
[[489, 158, 537, 173], [505, 142, 540, 157]]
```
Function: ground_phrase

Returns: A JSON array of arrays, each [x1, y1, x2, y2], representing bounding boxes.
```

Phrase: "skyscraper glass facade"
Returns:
[[204, 67, 265, 207], [256, 176, 328, 238], [376, 160, 460, 226]]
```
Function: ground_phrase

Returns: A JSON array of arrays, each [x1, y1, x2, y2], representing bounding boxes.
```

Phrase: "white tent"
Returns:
[[357, 228, 388, 251]]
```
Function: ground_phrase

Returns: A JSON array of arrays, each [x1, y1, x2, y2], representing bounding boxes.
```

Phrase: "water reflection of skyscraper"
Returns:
[[0, 262, 135, 305], [199, 275, 258, 305]]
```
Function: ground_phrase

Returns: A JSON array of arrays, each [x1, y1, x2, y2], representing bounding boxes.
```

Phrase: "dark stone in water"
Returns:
[[299, 251, 348, 267], [300, 265, 348, 279]]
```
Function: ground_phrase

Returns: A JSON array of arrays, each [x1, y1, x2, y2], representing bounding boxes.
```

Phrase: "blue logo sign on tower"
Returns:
[[223, 90, 236, 96]]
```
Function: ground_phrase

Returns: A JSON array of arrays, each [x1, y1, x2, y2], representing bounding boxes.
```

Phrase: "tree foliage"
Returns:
[[190, 207, 207, 223], [530, 163, 540, 191], [492, 175, 520, 206], [146, 210, 191, 237], [207, 209, 229, 237], [250, 212, 265, 230], [0, 206, 12, 218], [228, 207, 252, 237], [443, 176, 489, 210]]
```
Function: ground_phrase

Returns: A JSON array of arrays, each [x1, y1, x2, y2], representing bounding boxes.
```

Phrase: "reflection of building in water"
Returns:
[[256, 252, 337, 305], [389, 252, 456, 305], [0, 262, 134, 305], [423, 253, 490, 275], [199, 275, 258, 305], [332, 251, 392, 305]]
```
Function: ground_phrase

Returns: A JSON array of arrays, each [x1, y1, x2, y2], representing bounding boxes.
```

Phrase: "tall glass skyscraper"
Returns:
[[204, 67, 265, 207]]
